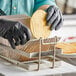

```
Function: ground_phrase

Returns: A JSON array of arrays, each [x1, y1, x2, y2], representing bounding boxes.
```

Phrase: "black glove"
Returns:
[[46, 6, 63, 30], [0, 19, 31, 49]]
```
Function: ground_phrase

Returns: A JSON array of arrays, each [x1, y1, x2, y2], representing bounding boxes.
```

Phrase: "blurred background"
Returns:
[[50, 0, 76, 40], [56, 0, 76, 15]]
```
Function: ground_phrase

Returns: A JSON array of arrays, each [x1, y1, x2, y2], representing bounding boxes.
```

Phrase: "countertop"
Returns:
[[0, 61, 76, 76]]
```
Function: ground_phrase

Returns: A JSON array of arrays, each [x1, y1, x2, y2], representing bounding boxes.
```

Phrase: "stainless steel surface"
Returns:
[[56, 55, 76, 66], [44, 72, 76, 76], [63, 15, 76, 26], [56, 50, 76, 66]]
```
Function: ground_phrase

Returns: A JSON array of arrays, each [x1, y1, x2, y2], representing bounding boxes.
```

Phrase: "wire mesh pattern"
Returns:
[[0, 37, 61, 70]]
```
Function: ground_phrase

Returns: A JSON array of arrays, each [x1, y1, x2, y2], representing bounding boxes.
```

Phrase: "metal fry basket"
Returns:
[[0, 36, 61, 71]]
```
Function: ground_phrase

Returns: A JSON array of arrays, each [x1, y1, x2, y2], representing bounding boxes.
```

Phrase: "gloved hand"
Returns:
[[0, 19, 31, 49], [46, 6, 63, 30]]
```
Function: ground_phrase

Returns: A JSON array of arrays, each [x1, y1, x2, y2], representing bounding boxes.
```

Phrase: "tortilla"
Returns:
[[30, 10, 50, 39], [56, 42, 76, 54]]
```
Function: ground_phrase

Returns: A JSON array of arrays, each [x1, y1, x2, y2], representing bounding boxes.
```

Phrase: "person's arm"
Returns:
[[38, 5, 50, 10], [34, 0, 57, 11], [34, 0, 63, 30]]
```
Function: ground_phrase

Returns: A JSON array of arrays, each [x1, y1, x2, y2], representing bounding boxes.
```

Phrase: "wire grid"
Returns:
[[0, 37, 60, 62]]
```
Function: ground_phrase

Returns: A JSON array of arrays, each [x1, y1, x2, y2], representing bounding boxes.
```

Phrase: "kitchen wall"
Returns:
[[49, 15, 76, 39]]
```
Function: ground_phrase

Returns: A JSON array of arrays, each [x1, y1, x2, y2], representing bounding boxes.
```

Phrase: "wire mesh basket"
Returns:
[[0, 37, 61, 70]]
